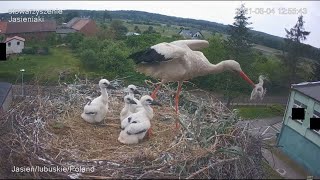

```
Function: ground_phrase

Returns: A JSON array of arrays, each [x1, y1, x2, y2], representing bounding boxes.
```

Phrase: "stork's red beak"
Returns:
[[239, 71, 256, 88]]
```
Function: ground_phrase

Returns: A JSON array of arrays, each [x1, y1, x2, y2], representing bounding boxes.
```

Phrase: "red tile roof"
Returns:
[[5, 36, 25, 43], [72, 19, 91, 31], [0, 21, 7, 33], [3, 21, 56, 34]]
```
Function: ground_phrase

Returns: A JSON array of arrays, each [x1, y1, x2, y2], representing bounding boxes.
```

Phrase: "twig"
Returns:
[[186, 158, 239, 179]]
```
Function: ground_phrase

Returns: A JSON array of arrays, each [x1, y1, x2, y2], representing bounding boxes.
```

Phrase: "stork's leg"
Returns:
[[151, 82, 162, 99], [146, 128, 153, 138], [174, 81, 183, 129]]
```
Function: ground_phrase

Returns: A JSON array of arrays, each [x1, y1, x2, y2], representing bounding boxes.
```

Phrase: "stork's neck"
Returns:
[[136, 105, 154, 119], [128, 91, 134, 98], [258, 77, 264, 86], [206, 61, 227, 75], [124, 102, 130, 111], [100, 87, 108, 100]]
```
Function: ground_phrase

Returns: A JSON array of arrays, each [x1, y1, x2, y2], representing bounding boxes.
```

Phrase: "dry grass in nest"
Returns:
[[0, 78, 268, 179], [46, 95, 178, 163]]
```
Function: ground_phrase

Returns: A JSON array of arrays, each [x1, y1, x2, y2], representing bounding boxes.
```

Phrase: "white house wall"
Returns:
[[6, 39, 25, 55]]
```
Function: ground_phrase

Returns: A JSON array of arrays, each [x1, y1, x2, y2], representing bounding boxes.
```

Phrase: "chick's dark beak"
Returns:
[[107, 84, 116, 89], [129, 99, 137, 104], [150, 100, 162, 106], [134, 89, 141, 95]]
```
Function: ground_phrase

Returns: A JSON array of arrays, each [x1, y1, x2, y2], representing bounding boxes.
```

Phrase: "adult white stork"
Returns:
[[128, 40, 256, 129]]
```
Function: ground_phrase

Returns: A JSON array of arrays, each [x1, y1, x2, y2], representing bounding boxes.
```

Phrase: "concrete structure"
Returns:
[[0, 82, 12, 113], [4, 36, 25, 55], [126, 32, 141, 36], [178, 29, 204, 39], [277, 81, 320, 177]]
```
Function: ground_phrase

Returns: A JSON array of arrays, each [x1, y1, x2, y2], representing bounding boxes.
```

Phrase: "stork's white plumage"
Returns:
[[118, 95, 161, 144], [250, 75, 268, 101], [120, 95, 138, 123], [81, 79, 116, 124], [128, 39, 256, 129], [127, 84, 142, 113]]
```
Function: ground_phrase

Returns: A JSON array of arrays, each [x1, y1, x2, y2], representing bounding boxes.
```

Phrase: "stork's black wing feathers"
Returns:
[[126, 129, 147, 135], [128, 48, 172, 64]]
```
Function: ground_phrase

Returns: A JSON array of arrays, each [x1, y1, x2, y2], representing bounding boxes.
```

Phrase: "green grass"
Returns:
[[102, 20, 213, 39], [236, 104, 285, 120], [0, 47, 82, 84], [253, 44, 283, 56]]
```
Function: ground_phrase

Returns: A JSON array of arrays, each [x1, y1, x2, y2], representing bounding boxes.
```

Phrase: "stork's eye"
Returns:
[[130, 88, 134, 90], [127, 98, 130, 100]]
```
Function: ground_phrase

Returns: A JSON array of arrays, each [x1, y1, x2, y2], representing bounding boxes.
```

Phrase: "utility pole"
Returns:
[[20, 69, 25, 96]]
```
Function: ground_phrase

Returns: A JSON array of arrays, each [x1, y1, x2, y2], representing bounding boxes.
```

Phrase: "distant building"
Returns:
[[277, 81, 320, 177], [62, 17, 98, 36], [178, 29, 204, 39], [0, 21, 56, 40], [0, 82, 12, 113], [56, 27, 77, 38], [5, 36, 25, 55], [126, 32, 141, 36]]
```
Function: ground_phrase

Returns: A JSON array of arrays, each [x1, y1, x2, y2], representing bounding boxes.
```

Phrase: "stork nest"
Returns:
[[0, 77, 267, 179]]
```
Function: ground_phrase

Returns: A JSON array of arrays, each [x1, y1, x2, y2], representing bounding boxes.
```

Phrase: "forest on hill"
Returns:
[[1, 5, 319, 106], [1, 9, 318, 61]]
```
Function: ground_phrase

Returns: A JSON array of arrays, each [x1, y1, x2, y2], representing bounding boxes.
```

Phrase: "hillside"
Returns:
[[1, 9, 318, 60]]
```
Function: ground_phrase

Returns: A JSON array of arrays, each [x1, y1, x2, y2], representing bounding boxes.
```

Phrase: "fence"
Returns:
[[187, 89, 288, 106]]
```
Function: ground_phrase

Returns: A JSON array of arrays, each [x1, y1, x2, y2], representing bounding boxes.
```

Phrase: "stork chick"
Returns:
[[81, 79, 116, 124], [120, 95, 138, 123], [118, 95, 161, 145], [127, 84, 142, 113], [250, 75, 268, 101]]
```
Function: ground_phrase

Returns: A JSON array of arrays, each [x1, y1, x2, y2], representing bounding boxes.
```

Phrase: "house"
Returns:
[[0, 82, 12, 113], [178, 29, 204, 39], [5, 36, 25, 55], [126, 32, 141, 36], [62, 17, 98, 36], [277, 81, 320, 177], [0, 21, 56, 41]]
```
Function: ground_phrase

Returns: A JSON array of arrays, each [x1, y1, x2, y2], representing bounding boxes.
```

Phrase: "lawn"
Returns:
[[236, 104, 285, 120], [102, 19, 213, 39], [0, 47, 83, 84]]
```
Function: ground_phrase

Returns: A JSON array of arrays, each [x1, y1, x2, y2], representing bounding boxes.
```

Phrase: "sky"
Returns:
[[0, 1, 319, 48]]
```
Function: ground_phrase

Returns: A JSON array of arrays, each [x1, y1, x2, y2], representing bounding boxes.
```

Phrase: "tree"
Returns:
[[65, 11, 79, 23], [134, 26, 141, 34], [103, 10, 112, 22], [0, 34, 4, 42], [109, 20, 128, 40], [223, 3, 254, 107], [143, 26, 157, 34], [227, 3, 253, 61], [283, 15, 310, 85]]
